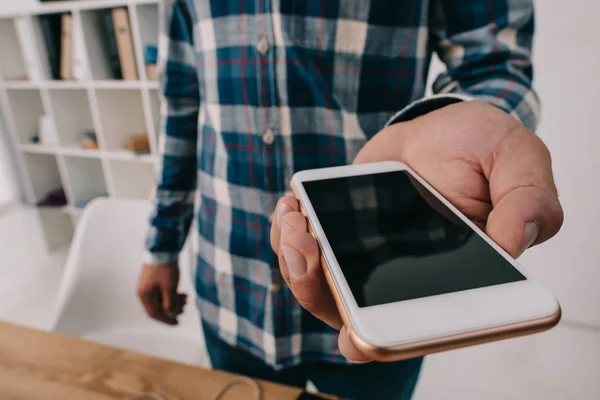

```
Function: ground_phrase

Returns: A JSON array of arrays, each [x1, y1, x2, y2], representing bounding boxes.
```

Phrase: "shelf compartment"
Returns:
[[105, 148, 155, 162], [93, 80, 148, 89], [62, 143, 101, 158], [108, 159, 155, 199], [5, 88, 46, 144], [0, 18, 28, 81], [80, 8, 120, 80], [21, 143, 59, 155], [95, 88, 150, 152], [80, 7, 139, 81], [22, 153, 64, 204], [63, 156, 108, 207], [48, 88, 95, 148], [1, 81, 39, 89], [135, 3, 158, 81]]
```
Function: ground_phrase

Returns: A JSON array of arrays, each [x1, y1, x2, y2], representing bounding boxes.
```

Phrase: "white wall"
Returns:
[[0, 123, 16, 206], [415, 2, 600, 398], [428, 0, 600, 328], [0, 0, 35, 206], [520, 0, 600, 327]]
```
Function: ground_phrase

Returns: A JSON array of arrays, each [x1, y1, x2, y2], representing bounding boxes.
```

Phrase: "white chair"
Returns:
[[52, 198, 207, 366]]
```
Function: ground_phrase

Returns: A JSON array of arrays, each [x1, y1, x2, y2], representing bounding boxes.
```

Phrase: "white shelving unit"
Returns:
[[0, 0, 161, 227]]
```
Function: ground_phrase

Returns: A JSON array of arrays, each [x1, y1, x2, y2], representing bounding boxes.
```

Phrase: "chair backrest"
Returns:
[[52, 198, 200, 336]]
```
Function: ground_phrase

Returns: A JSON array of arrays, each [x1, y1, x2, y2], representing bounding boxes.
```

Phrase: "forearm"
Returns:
[[389, 0, 538, 132], [430, 0, 539, 131], [144, 0, 199, 265]]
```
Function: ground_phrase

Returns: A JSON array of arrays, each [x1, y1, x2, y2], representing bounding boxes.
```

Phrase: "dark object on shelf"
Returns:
[[84, 132, 96, 141], [145, 45, 158, 80], [112, 7, 138, 80], [125, 134, 150, 153], [30, 136, 40, 144], [37, 188, 67, 207], [80, 131, 98, 150], [145, 45, 157, 64], [38, 13, 62, 80], [102, 8, 122, 79]]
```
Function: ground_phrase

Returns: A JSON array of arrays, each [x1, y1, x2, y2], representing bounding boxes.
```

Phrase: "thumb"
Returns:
[[483, 124, 563, 258], [486, 186, 562, 258], [484, 131, 564, 258], [161, 284, 175, 316]]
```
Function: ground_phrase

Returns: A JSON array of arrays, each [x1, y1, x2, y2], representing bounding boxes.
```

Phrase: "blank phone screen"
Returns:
[[302, 171, 526, 308]]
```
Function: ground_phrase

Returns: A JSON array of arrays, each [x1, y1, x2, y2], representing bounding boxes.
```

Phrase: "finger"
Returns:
[[178, 293, 188, 304], [139, 290, 158, 318], [161, 285, 180, 322], [485, 130, 564, 258], [486, 187, 562, 258], [270, 196, 299, 254], [140, 289, 176, 325], [155, 291, 177, 324], [338, 325, 371, 363], [172, 293, 188, 316], [278, 211, 308, 284], [280, 213, 342, 329]]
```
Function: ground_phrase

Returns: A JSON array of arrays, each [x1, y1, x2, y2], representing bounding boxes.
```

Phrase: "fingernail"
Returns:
[[348, 359, 370, 364], [282, 245, 307, 279], [276, 203, 293, 227], [520, 221, 539, 254]]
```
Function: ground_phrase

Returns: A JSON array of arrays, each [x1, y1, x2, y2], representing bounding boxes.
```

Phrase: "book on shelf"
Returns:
[[72, 13, 89, 81], [13, 17, 44, 81], [111, 7, 138, 81], [145, 45, 158, 80], [38, 13, 62, 80], [102, 8, 122, 79], [60, 13, 73, 80]]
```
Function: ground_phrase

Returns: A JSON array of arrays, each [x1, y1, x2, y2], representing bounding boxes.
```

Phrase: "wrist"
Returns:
[[143, 251, 180, 266], [386, 94, 473, 127]]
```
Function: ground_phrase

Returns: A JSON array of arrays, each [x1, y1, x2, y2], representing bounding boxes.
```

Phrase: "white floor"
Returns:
[[0, 205, 599, 399], [413, 323, 600, 399]]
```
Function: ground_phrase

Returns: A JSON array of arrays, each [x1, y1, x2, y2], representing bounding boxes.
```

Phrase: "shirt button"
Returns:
[[256, 37, 269, 55], [262, 128, 275, 145], [269, 282, 281, 293]]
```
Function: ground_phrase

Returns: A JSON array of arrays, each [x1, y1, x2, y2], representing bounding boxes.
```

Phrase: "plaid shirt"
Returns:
[[145, 0, 540, 369]]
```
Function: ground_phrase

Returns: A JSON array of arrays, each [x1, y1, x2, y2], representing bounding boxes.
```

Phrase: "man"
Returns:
[[138, 1, 563, 398]]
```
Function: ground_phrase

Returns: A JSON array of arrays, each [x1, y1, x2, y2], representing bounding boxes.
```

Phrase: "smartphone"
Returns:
[[291, 161, 561, 361]]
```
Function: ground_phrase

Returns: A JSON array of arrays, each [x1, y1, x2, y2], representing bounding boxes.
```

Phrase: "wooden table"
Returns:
[[0, 322, 322, 400]]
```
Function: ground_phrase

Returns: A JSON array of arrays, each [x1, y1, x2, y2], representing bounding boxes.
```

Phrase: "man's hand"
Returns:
[[270, 101, 564, 362], [137, 264, 187, 325]]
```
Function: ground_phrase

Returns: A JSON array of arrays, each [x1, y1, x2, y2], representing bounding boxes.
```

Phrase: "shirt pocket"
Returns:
[[280, 0, 422, 59], [278, 0, 426, 115]]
